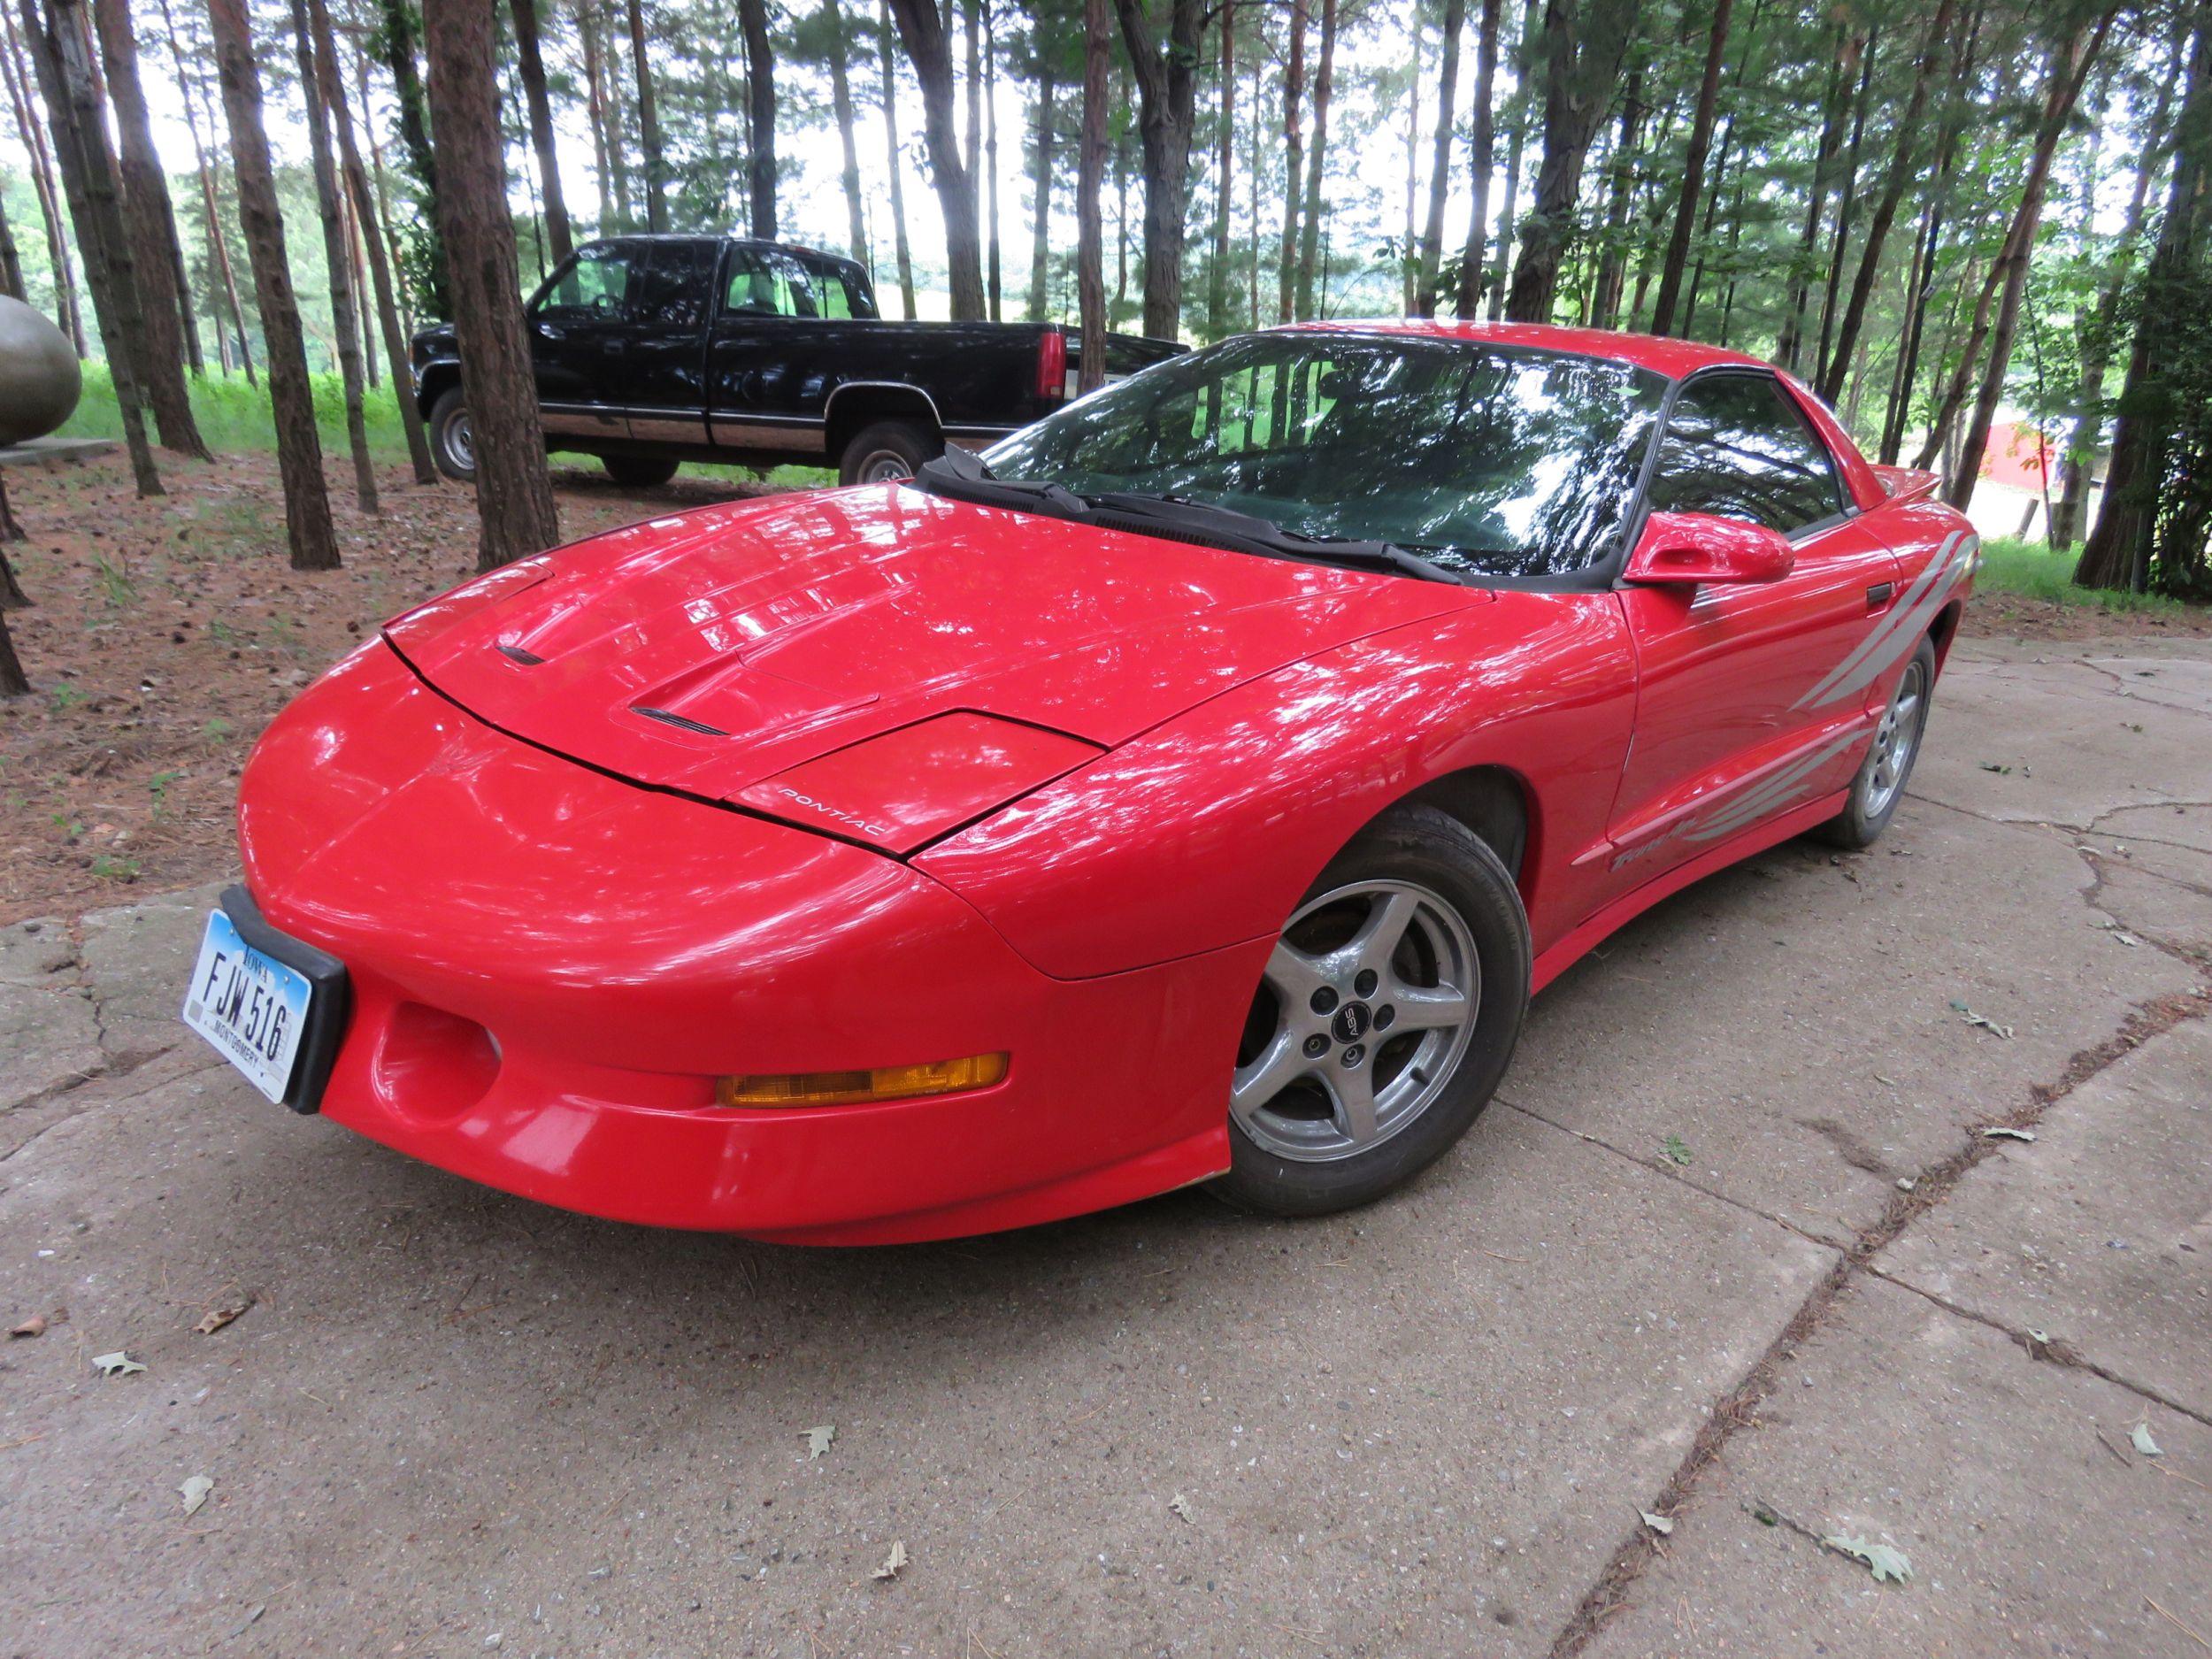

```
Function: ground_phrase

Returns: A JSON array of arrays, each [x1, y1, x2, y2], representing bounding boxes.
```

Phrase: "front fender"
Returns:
[[914, 590, 1637, 979]]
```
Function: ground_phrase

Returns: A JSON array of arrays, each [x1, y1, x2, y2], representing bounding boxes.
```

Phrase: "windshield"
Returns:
[[982, 334, 1671, 580]]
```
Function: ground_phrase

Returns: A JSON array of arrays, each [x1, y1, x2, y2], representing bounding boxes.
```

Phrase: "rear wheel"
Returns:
[[1812, 634, 1936, 849], [427, 387, 474, 482], [1217, 804, 1531, 1217], [603, 455, 680, 488], [838, 419, 938, 486]]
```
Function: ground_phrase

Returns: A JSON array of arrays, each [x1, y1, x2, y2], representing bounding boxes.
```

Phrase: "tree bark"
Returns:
[[984, 0, 1002, 319], [876, 0, 917, 316], [1029, 50, 1057, 320], [888, 0, 986, 318], [1946, 12, 2118, 510], [1647, 0, 1730, 335], [1502, 0, 1640, 322], [1276, 0, 1305, 323], [578, 0, 622, 230], [311, 0, 428, 480], [1813, 31, 1878, 390], [376, 0, 446, 313], [509, 0, 572, 264], [290, 0, 376, 514], [1292, 0, 1338, 320], [1586, 58, 1643, 328], [1077, 0, 1107, 388], [20, 0, 161, 495], [0, 184, 20, 298], [1117, 0, 1203, 339], [624, 0, 667, 233], [1402, 33, 1420, 315], [1452, 0, 1502, 318], [0, 584, 27, 696], [1413, 0, 1464, 317], [87, 0, 205, 456], [1, 2, 81, 351], [2076, 2, 2210, 591], [155, 0, 252, 383], [1206, 0, 1233, 335], [1775, 27, 1853, 373], [208, 0, 343, 565], [740, 0, 778, 237], [825, 0, 868, 264], [1819, 0, 1955, 403], [422, 0, 560, 569]]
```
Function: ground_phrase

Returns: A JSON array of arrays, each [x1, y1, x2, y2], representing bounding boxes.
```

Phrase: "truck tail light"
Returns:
[[1035, 328, 1068, 402]]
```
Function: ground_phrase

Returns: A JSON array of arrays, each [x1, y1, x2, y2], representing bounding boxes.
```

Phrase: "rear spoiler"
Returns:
[[1871, 465, 1942, 505]]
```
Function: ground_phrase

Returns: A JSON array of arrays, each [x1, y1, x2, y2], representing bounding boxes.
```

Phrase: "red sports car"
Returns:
[[189, 321, 1976, 1244]]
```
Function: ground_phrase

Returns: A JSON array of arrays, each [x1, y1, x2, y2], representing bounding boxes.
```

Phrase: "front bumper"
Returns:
[[237, 642, 1250, 1242]]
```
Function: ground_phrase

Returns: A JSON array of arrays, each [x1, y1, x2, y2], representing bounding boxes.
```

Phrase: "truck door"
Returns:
[[527, 241, 645, 449], [618, 239, 721, 446], [705, 246, 833, 460]]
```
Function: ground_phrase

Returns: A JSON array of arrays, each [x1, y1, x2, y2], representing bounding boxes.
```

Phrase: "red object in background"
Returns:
[[230, 322, 1978, 1244], [1978, 420, 2056, 492]]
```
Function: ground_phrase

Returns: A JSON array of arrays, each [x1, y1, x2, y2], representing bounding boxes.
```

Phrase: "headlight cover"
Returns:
[[733, 710, 1102, 855]]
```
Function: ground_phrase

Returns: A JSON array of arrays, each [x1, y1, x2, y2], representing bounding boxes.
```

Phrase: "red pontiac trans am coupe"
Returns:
[[188, 321, 1977, 1244]]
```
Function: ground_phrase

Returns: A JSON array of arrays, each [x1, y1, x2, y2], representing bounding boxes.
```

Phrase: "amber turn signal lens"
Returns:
[[715, 1052, 1009, 1109]]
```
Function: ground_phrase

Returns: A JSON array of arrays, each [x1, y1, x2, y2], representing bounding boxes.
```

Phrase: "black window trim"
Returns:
[[526, 236, 652, 323]]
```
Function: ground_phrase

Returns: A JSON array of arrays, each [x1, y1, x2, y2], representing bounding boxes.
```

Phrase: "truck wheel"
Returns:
[[603, 456, 679, 488], [427, 388, 475, 483], [839, 420, 938, 486]]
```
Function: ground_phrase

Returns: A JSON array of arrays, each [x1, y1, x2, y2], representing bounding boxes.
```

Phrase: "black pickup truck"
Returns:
[[411, 235, 1183, 488]]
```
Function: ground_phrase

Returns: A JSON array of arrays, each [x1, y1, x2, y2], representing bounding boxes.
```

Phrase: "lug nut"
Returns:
[[1303, 1033, 1330, 1058], [1353, 969, 1379, 997], [1374, 1005, 1395, 1031], [1310, 987, 1339, 1015], [1340, 1044, 1366, 1068]]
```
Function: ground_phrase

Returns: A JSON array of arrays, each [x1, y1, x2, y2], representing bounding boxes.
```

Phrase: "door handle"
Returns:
[[535, 323, 563, 340], [1866, 581, 1895, 611]]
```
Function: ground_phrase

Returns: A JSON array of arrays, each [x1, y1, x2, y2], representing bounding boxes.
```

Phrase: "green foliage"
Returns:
[[59, 363, 412, 458], [1976, 537, 2192, 614]]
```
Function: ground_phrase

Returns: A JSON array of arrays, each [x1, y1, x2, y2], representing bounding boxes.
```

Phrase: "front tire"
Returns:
[[427, 387, 475, 482], [603, 455, 680, 488], [1812, 634, 1936, 849], [838, 419, 939, 486], [1217, 804, 1532, 1217]]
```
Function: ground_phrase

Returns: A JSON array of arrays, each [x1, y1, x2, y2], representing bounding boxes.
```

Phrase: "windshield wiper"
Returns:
[[1089, 492, 1470, 586], [912, 448, 1093, 518]]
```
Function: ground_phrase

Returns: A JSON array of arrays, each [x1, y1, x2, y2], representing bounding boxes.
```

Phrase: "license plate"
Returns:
[[182, 910, 314, 1104]]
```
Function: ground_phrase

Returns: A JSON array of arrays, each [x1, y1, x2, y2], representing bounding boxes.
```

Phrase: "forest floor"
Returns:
[[1, 447, 2208, 925]]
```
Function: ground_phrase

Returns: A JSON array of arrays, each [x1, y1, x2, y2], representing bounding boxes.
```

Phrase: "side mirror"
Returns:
[[1624, 511, 1795, 586]]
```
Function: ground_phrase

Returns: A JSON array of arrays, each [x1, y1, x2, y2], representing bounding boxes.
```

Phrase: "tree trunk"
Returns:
[[888, 0, 986, 318], [1820, 0, 1955, 403], [1881, 0, 1978, 462], [1077, 0, 1108, 388], [1402, 35, 1420, 315], [20, 0, 160, 495], [739, 0, 777, 237], [984, 0, 1001, 319], [624, 0, 667, 233], [1029, 51, 1057, 321], [1647, 0, 1730, 335], [290, 0, 376, 514], [4, 8, 71, 347], [1813, 31, 1878, 391], [0, 185, 20, 298], [0, 587, 27, 696], [1587, 58, 1643, 328], [1946, 13, 2118, 510], [825, 0, 867, 264], [1118, 0, 1202, 340], [1206, 0, 1233, 334], [0, 475, 25, 548], [1414, 0, 1464, 317], [1503, 0, 1640, 323], [1276, 0, 1305, 323], [156, 0, 252, 383], [207, 0, 342, 565], [88, 0, 206, 456], [1291, 0, 1338, 319], [877, 0, 917, 317], [1452, 0, 1502, 318], [422, 0, 560, 569], [2076, 2, 2209, 592], [375, 0, 446, 314], [1775, 28, 1853, 373], [509, 0, 572, 264]]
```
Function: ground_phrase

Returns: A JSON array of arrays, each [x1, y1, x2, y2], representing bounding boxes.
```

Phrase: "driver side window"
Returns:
[[1646, 373, 1845, 535], [537, 243, 635, 319]]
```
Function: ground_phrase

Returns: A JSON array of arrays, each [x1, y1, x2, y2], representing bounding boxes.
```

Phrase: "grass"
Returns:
[[1974, 536, 2193, 614], [58, 362, 833, 489]]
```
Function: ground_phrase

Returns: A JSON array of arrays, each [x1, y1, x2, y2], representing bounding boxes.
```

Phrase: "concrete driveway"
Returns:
[[3, 634, 2208, 1658]]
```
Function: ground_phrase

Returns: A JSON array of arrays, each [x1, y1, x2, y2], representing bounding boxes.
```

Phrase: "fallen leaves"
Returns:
[[1661, 1134, 1694, 1167], [1981, 1125, 2037, 1142], [180, 1474, 213, 1516], [91, 1350, 145, 1377], [872, 1540, 909, 1580], [1823, 1532, 1913, 1585], [1169, 1493, 1194, 1525], [10, 1314, 48, 1339], [1640, 1510, 1675, 1536], [802, 1425, 835, 1460], [1949, 999, 2015, 1039], [196, 1298, 253, 1336], [2131, 1423, 2164, 1458]]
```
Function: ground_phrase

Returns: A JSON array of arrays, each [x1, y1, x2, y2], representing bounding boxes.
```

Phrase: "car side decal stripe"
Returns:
[[1808, 532, 1978, 710], [1793, 530, 1970, 710], [1684, 726, 1868, 843]]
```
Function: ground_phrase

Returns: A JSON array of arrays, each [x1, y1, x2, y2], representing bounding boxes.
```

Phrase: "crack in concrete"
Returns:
[[0, 1052, 227, 1164], [1543, 981, 2212, 1658]]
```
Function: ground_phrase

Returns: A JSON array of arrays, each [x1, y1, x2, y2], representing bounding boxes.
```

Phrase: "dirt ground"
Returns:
[[3, 448, 2208, 925], [0, 451, 781, 924]]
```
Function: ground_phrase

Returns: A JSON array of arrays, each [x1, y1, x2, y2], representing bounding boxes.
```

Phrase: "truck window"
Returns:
[[537, 243, 636, 319], [724, 249, 814, 318], [630, 241, 720, 328]]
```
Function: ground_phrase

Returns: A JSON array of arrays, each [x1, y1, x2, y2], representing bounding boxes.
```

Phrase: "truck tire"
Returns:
[[603, 456, 680, 488], [839, 420, 938, 486], [427, 387, 475, 483]]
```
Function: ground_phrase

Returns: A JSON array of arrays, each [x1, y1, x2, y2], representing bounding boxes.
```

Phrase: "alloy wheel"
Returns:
[[1865, 657, 1927, 818], [1232, 879, 1482, 1164]]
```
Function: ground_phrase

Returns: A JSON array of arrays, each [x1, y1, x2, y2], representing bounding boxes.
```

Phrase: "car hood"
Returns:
[[383, 485, 1476, 825]]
